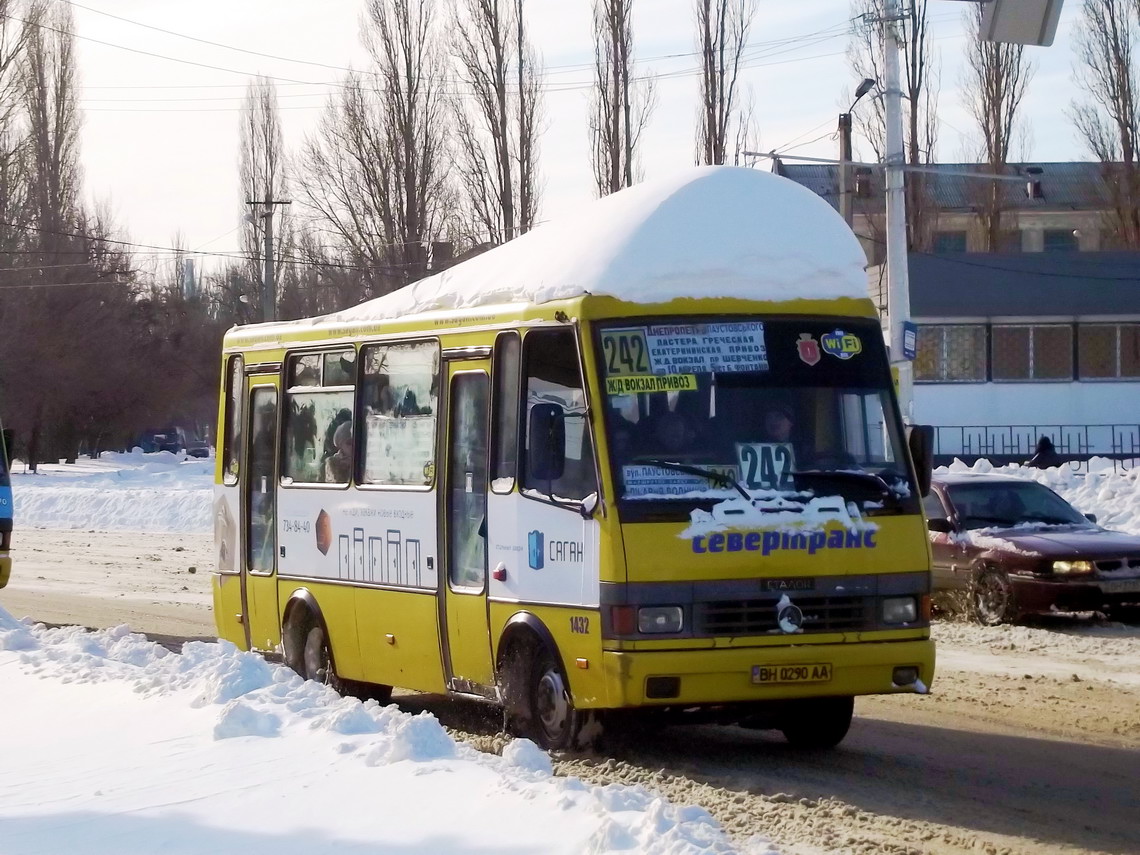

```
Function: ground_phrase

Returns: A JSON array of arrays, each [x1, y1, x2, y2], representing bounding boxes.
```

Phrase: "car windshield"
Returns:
[[596, 316, 916, 517], [946, 481, 1090, 530]]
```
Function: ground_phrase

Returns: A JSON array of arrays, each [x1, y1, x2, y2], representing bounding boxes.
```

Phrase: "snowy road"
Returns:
[[4, 528, 1139, 854]]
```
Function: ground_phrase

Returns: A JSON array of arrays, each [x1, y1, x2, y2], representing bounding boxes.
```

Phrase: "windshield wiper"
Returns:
[[631, 457, 752, 502], [791, 469, 900, 504]]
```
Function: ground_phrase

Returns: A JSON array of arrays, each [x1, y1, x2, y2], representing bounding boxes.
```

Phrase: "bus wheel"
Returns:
[[514, 646, 582, 751], [780, 696, 854, 749], [301, 622, 343, 692]]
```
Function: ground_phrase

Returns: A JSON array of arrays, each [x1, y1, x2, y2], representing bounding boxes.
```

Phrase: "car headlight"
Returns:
[[638, 606, 684, 633], [882, 596, 917, 624], [1052, 560, 1094, 575]]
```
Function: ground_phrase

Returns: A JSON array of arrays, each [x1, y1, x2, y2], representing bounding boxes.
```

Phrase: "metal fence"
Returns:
[[932, 424, 1140, 471]]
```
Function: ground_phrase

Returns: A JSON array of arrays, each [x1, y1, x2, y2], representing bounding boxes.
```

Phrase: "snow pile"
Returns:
[[939, 458, 1140, 536], [271, 166, 868, 329], [9, 449, 212, 533], [0, 608, 750, 855]]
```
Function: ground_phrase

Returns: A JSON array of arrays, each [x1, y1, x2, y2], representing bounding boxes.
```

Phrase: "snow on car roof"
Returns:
[[278, 165, 869, 329]]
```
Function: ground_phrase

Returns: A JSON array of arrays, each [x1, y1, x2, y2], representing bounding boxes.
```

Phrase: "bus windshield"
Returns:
[[596, 316, 916, 516]]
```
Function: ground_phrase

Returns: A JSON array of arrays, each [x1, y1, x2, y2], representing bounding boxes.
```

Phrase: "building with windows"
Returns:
[[779, 161, 1115, 262], [781, 162, 1140, 462]]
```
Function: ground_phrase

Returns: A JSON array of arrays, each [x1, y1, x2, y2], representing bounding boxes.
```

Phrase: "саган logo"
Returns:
[[528, 530, 544, 570]]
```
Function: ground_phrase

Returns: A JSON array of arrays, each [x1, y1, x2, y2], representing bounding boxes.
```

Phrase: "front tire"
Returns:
[[508, 644, 585, 751], [971, 568, 1018, 625], [780, 696, 854, 749]]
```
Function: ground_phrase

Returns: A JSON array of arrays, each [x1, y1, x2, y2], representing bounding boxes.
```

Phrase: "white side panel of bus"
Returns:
[[277, 488, 438, 590], [487, 493, 600, 607]]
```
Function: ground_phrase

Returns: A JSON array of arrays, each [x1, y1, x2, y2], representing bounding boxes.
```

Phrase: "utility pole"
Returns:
[[880, 0, 913, 419], [838, 78, 875, 229], [838, 112, 854, 228], [246, 197, 290, 323]]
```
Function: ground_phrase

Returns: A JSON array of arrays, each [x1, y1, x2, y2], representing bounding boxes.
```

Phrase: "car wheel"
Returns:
[[971, 568, 1018, 626], [780, 696, 854, 749]]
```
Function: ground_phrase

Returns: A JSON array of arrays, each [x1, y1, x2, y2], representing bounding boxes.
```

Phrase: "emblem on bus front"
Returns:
[[528, 530, 544, 570], [777, 601, 804, 634], [796, 333, 821, 366]]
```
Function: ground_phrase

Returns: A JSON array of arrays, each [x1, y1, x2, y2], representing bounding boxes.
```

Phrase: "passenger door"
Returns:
[[440, 362, 496, 691], [243, 381, 282, 651]]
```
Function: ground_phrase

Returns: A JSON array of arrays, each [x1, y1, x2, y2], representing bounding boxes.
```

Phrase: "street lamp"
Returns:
[[838, 78, 877, 228]]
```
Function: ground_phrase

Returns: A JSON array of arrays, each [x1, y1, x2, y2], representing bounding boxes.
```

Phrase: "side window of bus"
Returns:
[[282, 350, 356, 485], [359, 341, 439, 487], [491, 332, 521, 493], [223, 355, 244, 485], [521, 327, 598, 501]]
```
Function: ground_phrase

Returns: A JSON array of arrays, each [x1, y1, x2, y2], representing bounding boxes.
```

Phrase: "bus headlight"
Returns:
[[882, 596, 917, 624], [638, 606, 683, 633], [1052, 560, 1094, 575]]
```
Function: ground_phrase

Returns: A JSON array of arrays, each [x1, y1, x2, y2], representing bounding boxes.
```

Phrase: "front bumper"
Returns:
[[1012, 576, 1140, 612], [599, 638, 934, 708]]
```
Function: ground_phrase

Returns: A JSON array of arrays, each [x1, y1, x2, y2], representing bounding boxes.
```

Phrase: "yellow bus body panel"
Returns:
[[353, 587, 447, 693], [621, 515, 931, 585], [601, 639, 935, 707], [212, 572, 245, 648]]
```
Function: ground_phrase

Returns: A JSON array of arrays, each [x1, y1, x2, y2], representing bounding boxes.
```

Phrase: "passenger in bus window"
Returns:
[[761, 402, 795, 443], [324, 421, 353, 483]]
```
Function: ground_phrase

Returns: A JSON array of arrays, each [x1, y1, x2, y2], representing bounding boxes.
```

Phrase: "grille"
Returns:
[[1094, 557, 1140, 574], [694, 595, 869, 636]]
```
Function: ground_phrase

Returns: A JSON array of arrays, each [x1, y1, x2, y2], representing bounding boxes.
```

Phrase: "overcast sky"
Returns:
[[67, 0, 1085, 277]]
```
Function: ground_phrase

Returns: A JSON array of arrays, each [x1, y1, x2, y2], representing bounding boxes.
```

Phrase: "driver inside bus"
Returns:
[[761, 402, 795, 443]]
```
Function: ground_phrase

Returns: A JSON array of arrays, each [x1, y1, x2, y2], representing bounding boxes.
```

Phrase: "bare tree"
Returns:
[[452, 0, 543, 243], [0, 3, 35, 263], [238, 76, 288, 319], [295, 0, 451, 297], [694, 0, 756, 166], [1070, 0, 1140, 247], [962, 2, 1034, 251], [848, 0, 940, 250], [590, 0, 655, 196], [22, 0, 78, 248]]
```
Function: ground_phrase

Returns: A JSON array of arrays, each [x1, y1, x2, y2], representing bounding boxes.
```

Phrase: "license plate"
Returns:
[[751, 663, 833, 684], [1099, 579, 1140, 594]]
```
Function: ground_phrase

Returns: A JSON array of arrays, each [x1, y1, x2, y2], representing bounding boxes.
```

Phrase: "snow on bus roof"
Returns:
[[293, 165, 868, 327]]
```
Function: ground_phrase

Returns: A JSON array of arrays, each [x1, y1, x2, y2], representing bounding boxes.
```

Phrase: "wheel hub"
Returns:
[[535, 669, 569, 738]]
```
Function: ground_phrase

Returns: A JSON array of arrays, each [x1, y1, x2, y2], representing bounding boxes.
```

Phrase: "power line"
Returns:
[[61, 0, 374, 76]]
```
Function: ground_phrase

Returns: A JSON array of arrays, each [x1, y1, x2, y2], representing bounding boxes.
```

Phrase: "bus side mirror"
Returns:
[[528, 403, 566, 483], [927, 517, 954, 534], [906, 424, 934, 497]]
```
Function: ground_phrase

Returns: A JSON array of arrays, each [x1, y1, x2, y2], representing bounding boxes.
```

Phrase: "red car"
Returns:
[[924, 473, 1140, 624]]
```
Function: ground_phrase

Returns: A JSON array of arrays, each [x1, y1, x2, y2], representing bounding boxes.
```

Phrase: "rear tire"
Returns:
[[302, 623, 342, 690], [971, 568, 1019, 626], [780, 696, 854, 749]]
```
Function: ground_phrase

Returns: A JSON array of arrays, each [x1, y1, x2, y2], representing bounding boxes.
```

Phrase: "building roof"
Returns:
[[905, 251, 1140, 317], [778, 161, 1114, 213]]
